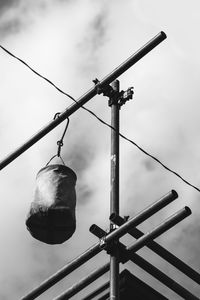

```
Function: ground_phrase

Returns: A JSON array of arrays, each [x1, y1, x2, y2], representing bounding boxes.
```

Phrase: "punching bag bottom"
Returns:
[[26, 205, 76, 245]]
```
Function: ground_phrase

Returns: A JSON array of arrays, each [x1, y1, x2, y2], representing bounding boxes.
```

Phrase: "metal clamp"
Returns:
[[99, 236, 107, 249], [108, 87, 134, 107], [93, 78, 116, 98], [118, 87, 134, 107], [99, 236, 115, 255]]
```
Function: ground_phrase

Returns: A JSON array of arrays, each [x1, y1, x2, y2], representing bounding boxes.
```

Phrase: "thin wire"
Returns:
[[0, 45, 75, 102], [1, 45, 200, 193]]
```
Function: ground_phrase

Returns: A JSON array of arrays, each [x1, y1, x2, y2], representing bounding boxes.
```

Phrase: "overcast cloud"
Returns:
[[0, 0, 200, 299]]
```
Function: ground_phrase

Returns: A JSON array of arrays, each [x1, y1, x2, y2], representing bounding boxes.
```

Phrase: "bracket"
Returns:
[[117, 87, 134, 107], [93, 78, 134, 108], [90, 223, 126, 259], [93, 78, 115, 97]]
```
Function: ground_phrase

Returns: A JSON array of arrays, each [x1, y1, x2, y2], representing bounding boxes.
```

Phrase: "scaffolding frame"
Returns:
[[1, 31, 199, 299]]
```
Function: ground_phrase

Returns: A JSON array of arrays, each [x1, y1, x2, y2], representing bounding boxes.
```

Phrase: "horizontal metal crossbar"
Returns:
[[0, 31, 166, 171]]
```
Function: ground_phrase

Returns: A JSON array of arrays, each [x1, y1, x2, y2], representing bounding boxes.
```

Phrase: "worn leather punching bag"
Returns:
[[26, 164, 77, 244]]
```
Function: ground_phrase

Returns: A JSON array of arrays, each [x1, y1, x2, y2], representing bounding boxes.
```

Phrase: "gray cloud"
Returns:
[[0, 18, 21, 36], [0, 0, 21, 36], [76, 5, 108, 75], [0, 0, 67, 37], [0, 0, 19, 12], [142, 158, 156, 172], [65, 142, 96, 205], [1, 0, 200, 299]]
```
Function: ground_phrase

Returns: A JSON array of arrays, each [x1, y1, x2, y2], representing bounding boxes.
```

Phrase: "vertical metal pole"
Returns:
[[110, 80, 120, 300]]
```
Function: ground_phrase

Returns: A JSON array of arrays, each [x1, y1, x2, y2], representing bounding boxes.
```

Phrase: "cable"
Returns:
[[0, 45, 75, 102], [0, 44, 200, 193]]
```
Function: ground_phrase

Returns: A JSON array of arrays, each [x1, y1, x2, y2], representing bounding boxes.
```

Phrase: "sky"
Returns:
[[0, 0, 200, 299]]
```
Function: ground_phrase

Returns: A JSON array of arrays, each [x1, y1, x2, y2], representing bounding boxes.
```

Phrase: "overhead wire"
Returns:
[[0, 45, 200, 193]]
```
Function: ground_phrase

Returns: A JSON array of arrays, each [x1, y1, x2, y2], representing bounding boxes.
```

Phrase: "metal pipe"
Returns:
[[89, 224, 107, 238], [126, 207, 191, 256], [82, 282, 109, 300], [82, 256, 198, 300], [110, 80, 120, 300], [0, 31, 166, 171], [111, 210, 200, 285], [53, 206, 191, 300], [112, 206, 196, 299], [130, 253, 199, 300], [101, 31, 166, 86], [110, 80, 120, 216], [106, 190, 178, 247], [96, 293, 110, 300], [90, 191, 178, 243], [54, 263, 110, 300], [110, 190, 178, 224], [22, 188, 175, 299], [79, 259, 195, 300], [21, 244, 101, 300]]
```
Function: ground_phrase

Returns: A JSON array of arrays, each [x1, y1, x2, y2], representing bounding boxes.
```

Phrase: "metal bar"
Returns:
[[110, 190, 178, 224], [54, 263, 110, 300], [21, 244, 101, 300], [126, 207, 191, 256], [106, 190, 178, 247], [130, 253, 199, 300], [108, 207, 195, 300], [89, 224, 106, 238], [53, 206, 191, 300], [22, 188, 174, 299], [110, 254, 119, 300], [111, 209, 200, 285], [82, 282, 109, 300], [96, 293, 110, 300], [0, 31, 166, 171], [101, 31, 166, 86], [110, 80, 120, 215], [110, 80, 120, 300]]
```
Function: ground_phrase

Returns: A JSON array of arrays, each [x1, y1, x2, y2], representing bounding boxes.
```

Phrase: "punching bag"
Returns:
[[26, 164, 77, 244]]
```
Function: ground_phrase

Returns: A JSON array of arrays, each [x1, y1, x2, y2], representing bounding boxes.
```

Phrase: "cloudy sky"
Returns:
[[0, 0, 200, 299]]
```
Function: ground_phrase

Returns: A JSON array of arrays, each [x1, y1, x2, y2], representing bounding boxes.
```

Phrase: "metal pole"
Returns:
[[0, 31, 166, 171], [110, 190, 178, 223], [110, 80, 120, 215], [110, 207, 197, 300], [54, 206, 192, 300], [22, 189, 174, 299], [126, 207, 191, 256], [54, 263, 110, 300], [106, 189, 177, 246], [21, 244, 101, 300], [130, 253, 199, 300], [111, 211, 200, 285], [82, 282, 109, 300], [110, 80, 120, 300], [83, 256, 198, 300]]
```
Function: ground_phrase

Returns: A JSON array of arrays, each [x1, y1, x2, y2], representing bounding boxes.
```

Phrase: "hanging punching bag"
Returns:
[[26, 164, 77, 244]]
